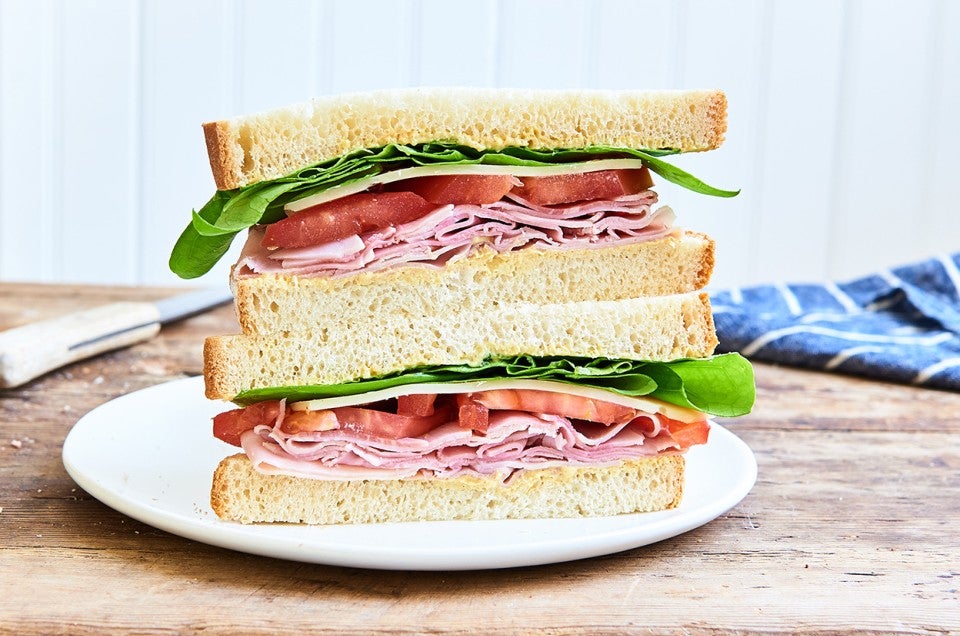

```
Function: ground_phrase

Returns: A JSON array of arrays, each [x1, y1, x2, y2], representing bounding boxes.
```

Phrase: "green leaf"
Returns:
[[169, 143, 739, 278], [635, 152, 740, 198], [168, 226, 236, 279], [233, 353, 756, 417], [217, 181, 303, 232], [503, 146, 738, 197], [169, 191, 236, 279], [665, 355, 757, 416], [190, 209, 235, 237]]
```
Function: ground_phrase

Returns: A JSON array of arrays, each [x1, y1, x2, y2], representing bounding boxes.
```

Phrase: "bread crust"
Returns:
[[203, 88, 728, 190], [202, 121, 235, 195], [210, 453, 685, 524], [708, 91, 729, 149]]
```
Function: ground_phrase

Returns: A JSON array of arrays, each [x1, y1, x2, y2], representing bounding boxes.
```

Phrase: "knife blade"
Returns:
[[0, 287, 233, 389]]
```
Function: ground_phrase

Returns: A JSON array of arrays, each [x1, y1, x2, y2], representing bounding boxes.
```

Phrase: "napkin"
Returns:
[[710, 253, 960, 391]]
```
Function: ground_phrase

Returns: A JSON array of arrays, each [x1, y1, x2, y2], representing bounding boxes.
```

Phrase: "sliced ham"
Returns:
[[235, 191, 674, 279], [241, 408, 703, 482]]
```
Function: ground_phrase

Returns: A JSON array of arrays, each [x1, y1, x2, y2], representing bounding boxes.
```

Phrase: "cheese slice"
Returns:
[[284, 158, 649, 213], [288, 378, 703, 423]]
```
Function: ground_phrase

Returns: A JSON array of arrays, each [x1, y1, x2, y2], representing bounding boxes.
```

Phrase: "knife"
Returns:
[[0, 287, 233, 389]]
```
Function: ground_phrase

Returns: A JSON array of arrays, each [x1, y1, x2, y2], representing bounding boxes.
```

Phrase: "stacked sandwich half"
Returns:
[[171, 88, 755, 524]]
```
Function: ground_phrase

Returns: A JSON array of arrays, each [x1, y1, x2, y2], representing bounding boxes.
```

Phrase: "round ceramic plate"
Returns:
[[62, 376, 757, 571]]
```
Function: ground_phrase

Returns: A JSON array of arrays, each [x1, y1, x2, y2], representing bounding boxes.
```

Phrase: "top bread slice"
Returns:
[[203, 88, 728, 191]]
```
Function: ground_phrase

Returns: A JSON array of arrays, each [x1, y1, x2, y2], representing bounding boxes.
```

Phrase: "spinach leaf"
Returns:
[[169, 191, 237, 279], [170, 143, 738, 278], [233, 353, 755, 417]]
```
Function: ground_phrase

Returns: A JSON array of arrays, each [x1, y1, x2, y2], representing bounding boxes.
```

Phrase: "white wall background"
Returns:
[[1, 0, 958, 290]]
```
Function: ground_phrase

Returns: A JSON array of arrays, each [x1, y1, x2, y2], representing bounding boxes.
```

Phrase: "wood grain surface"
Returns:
[[1, 283, 957, 635]]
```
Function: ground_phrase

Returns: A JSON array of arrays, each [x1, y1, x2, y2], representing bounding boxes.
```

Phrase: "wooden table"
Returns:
[[1, 283, 957, 634]]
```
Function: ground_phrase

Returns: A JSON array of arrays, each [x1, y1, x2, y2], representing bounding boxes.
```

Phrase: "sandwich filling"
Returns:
[[212, 355, 755, 482], [234, 168, 675, 278], [171, 143, 737, 279], [214, 381, 710, 482]]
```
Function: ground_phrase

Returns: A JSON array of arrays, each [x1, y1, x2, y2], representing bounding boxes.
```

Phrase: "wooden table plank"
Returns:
[[0, 283, 957, 635]]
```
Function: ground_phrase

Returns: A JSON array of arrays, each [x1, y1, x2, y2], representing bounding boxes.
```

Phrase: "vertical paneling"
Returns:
[[0, 0, 59, 282], [0, 0, 958, 287], [589, 0, 679, 89], [58, 0, 139, 284], [327, 1, 415, 93], [754, 1, 845, 283], [668, 0, 767, 290], [496, 0, 589, 87], [417, 0, 498, 86], [236, 0, 323, 111], [137, 1, 238, 286], [924, 0, 960, 259], [830, 0, 939, 278]]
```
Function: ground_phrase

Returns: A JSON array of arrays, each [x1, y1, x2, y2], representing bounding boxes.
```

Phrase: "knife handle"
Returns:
[[0, 301, 161, 389]]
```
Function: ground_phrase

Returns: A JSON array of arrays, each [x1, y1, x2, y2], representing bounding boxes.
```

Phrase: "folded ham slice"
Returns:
[[240, 408, 696, 482], [235, 190, 674, 278]]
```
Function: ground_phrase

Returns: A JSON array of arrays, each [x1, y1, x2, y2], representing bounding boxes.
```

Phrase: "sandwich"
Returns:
[[170, 88, 755, 524]]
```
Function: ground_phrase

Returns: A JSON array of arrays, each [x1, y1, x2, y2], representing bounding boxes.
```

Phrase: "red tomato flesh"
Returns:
[[330, 405, 453, 439], [397, 174, 516, 205], [281, 409, 339, 434], [456, 394, 490, 434], [468, 389, 638, 425], [213, 400, 282, 447], [263, 192, 435, 249], [662, 417, 710, 449], [512, 167, 653, 206], [617, 166, 655, 193], [212, 389, 709, 450], [397, 393, 437, 417], [264, 169, 654, 250]]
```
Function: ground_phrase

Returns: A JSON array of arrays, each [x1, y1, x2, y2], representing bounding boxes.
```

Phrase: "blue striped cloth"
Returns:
[[710, 253, 960, 391]]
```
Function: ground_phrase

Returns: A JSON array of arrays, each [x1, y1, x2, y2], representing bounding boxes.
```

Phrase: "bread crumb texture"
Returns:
[[203, 292, 718, 400], [211, 453, 685, 524], [234, 232, 715, 336], [204, 88, 728, 190]]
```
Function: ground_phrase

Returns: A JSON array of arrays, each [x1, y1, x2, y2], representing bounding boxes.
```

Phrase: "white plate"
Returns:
[[62, 376, 757, 571]]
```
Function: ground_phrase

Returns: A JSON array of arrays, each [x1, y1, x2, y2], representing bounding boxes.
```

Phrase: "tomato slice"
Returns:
[[213, 400, 283, 447], [280, 409, 339, 434], [662, 417, 710, 449], [263, 192, 435, 249], [617, 167, 655, 193], [512, 167, 653, 206], [397, 393, 437, 417], [214, 390, 709, 451], [456, 394, 490, 434], [263, 168, 654, 249], [397, 174, 516, 205], [333, 405, 453, 439], [468, 389, 638, 425]]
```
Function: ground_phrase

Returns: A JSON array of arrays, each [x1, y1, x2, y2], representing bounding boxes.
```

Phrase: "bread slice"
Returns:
[[204, 88, 728, 190], [234, 231, 715, 336], [204, 292, 718, 400], [210, 453, 684, 524]]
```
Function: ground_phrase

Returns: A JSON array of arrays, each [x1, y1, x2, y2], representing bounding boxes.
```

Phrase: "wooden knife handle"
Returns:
[[0, 301, 162, 389]]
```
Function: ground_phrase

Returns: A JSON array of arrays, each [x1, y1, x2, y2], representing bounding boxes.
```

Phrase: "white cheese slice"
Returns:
[[287, 378, 703, 423], [284, 158, 649, 213]]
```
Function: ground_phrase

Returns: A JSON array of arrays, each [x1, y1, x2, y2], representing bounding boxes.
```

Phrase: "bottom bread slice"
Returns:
[[211, 453, 685, 524]]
